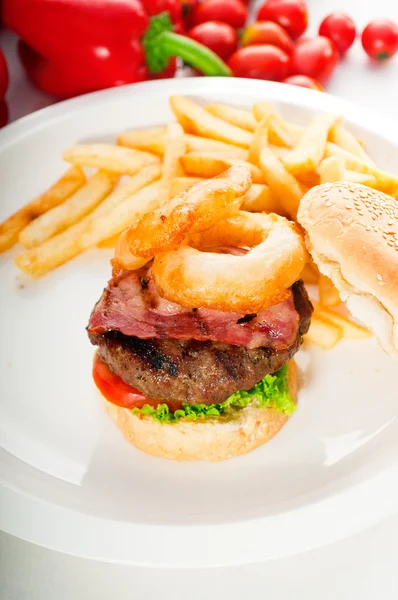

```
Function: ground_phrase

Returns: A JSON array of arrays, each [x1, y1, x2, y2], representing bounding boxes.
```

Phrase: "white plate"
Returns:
[[0, 78, 397, 568]]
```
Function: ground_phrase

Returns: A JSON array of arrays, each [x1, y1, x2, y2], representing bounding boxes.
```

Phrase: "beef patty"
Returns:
[[89, 281, 312, 405]]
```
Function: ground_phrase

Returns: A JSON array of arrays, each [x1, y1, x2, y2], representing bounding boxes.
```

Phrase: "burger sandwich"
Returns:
[[87, 166, 313, 461]]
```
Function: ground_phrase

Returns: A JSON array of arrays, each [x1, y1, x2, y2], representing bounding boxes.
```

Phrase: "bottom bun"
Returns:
[[104, 361, 297, 461]]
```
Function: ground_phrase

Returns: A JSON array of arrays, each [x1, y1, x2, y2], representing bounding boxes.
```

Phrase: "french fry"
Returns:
[[269, 144, 289, 160], [15, 181, 162, 278], [330, 124, 375, 167], [240, 184, 284, 214], [314, 305, 372, 339], [295, 171, 320, 188], [252, 102, 303, 146], [185, 135, 248, 159], [97, 234, 120, 248], [248, 118, 269, 165], [325, 143, 398, 195], [157, 122, 186, 204], [118, 129, 248, 159], [171, 177, 204, 196], [0, 166, 86, 252], [19, 171, 117, 248], [170, 96, 253, 148], [283, 113, 341, 175], [205, 103, 256, 132], [181, 152, 264, 183], [319, 156, 344, 184], [300, 262, 320, 285], [319, 274, 341, 307], [117, 126, 166, 155], [305, 315, 342, 349], [259, 147, 303, 219], [343, 170, 377, 186], [63, 144, 159, 175]]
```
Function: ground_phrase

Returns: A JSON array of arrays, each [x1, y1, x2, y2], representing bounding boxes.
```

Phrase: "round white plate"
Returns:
[[1, 78, 398, 568]]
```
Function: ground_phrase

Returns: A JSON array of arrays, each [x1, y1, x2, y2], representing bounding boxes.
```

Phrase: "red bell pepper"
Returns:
[[2, 0, 231, 100], [0, 47, 8, 127]]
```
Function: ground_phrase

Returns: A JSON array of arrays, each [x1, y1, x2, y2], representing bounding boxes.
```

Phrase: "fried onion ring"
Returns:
[[113, 165, 252, 272], [152, 212, 308, 313]]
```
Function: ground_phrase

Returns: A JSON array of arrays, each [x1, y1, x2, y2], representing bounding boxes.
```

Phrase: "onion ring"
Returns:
[[152, 212, 308, 313], [113, 165, 252, 272]]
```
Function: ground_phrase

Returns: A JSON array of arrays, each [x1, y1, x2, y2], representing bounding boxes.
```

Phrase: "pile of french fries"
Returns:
[[2, 95, 395, 349]]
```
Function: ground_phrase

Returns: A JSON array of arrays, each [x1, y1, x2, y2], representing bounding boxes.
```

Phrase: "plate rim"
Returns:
[[1, 77, 398, 567]]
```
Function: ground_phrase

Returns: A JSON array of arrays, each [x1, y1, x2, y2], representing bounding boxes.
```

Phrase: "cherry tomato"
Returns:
[[257, 0, 308, 40], [181, 0, 199, 30], [361, 19, 398, 60], [319, 13, 356, 55], [193, 0, 248, 29], [241, 20, 294, 54], [290, 36, 339, 84], [228, 45, 290, 81], [283, 74, 323, 91], [0, 48, 9, 99], [0, 101, 8, 128], [93, 354, 183, 411], [188, 21, 238, 61]]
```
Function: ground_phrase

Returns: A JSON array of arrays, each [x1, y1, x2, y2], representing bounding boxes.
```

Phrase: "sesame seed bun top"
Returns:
[[298, 181, 398, 359]]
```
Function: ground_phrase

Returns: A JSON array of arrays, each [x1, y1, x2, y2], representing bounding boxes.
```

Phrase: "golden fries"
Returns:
[[63, 144, 159, 175], [240, 183, 283, 214], [259, 147, 303, 218], [15, 181, 162, 278], [283, 113, 340, 175], [318, 275, 341, 307], [252, 102, 303, 146], [181, 152, 263, 183], [248, 118, 269, 165], [157, 122, 186, 204], [0, 166, 86, 252], [170, 96, 253, 148], [19, 171, 116, 248], [344, 170, 377, 186], [206, 103, 256, 132], [117, 126, 166, 155], [329, 124, 375, 167], [305, 315, 342, 349], [313, 304, 371, 339], [325, 143, 398, 195], [171, 177, 204, 196], [319, 156, 344, 184]]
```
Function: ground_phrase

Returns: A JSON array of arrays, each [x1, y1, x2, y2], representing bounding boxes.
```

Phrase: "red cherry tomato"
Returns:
[[93, 354, 183, 411], [319, 13, 356, 55], [290, 36, 339, 84], [257, 0, 308, 40], [188, 21, 238, 61], [283, 74, 323, 91], [228, 45, 290, 81], [0, 101, 8, 128], [193, 0, 248, 29], [241, 20, 294, 54], [181, 0, 200, 30], [0, 48, 9, 99], [361, 19, 398, 60]]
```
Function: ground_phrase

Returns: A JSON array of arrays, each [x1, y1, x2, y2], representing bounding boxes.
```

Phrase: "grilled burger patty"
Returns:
[[89, 281, 312, 405]]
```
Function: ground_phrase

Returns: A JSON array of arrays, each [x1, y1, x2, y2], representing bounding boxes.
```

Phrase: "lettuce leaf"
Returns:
[[131, 363, 295, 424]]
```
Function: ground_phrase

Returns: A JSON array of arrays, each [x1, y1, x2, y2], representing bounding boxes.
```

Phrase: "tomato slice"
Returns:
[[93, 354, 182, 411]]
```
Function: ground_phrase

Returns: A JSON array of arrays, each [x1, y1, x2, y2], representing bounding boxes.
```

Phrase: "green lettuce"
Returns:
[[131, 363, 295, 424]]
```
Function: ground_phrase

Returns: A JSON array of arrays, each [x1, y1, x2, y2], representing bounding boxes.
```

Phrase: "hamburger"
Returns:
[[87, 167, 313, 461], [298, 181, 398, 359]]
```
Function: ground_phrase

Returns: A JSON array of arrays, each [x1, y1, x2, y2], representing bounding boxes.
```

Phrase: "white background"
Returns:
[[1, 0, 398, 598]]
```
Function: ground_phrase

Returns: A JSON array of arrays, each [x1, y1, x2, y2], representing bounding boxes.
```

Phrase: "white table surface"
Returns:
[[1, 0, 398, 598]]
